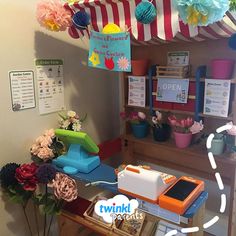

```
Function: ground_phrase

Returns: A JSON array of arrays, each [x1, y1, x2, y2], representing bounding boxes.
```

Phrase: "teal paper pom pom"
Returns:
[[135, 0, 157, 24], [174, 0, 229, 26]]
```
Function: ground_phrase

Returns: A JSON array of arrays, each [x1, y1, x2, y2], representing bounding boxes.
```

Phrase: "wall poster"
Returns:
[[9, 70, 36, 111], [35, 59, 65, 115]]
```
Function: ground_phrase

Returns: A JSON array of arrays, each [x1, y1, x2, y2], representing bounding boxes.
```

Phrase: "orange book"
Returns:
[[159, 176, 204, 215]]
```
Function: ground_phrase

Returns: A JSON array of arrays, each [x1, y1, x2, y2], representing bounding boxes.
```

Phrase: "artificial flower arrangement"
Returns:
[[120, 111, 147, 124], [152, 111, 171, 142], [168, 115, 203, 134], [0, 123, 81, 236], [120, 111, 149, 138], [31, 129, 64, 163], [152, 110, 163, 128], [59, 110, 87, 132], [168, 115, 203, 148], [0, 162, 78, 236]]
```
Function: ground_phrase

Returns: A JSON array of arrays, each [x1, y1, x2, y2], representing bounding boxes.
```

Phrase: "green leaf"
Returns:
[[80, 113, 87, 123], [58, 113, 67, 120]]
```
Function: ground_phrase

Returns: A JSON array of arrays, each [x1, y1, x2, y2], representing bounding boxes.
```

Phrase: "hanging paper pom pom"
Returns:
[[102, 23, 121, 34], [230, 0, 236, 11], [173, 0, 229, 26], [72, 11, 90, 30], [135, 0, 157, 24], [36, 0, 72, 32]]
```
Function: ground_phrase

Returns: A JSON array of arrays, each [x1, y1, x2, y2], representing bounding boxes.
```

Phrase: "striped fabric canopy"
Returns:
[[64, 0, 236, 45]]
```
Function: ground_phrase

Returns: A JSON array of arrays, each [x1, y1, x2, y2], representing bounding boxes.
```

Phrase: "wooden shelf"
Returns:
[[123, 134, 236, 183], [124, 74, 236, 84], [199, 112, 233, 121], [125, 105, 149, 110]]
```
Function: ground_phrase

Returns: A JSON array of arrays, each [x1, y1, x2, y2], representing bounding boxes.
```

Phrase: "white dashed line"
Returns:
[[203, 216, 219, 229], [208, 152, 217, 169], [164, 125, 228, 235], [215, 172, 224, 190], [220, 194, 226, 213]]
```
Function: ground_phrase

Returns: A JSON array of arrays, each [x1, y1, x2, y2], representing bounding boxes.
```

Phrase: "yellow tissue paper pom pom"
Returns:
[[102, 23, 121, 34]]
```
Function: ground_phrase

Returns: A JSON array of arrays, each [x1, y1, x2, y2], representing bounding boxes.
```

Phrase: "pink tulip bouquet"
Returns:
[[120, 111, 147, 124], [168, 115, 203, 134]]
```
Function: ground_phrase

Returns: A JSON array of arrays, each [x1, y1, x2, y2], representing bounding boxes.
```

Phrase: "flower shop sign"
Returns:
[[88, 30, 131, 72], [156, 78, 189, 103]]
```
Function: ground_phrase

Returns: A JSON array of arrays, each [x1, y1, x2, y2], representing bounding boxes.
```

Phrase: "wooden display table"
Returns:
[[59, 195, 207, 236], [58, 163, 208, 236], [122, 134, 236, 236]]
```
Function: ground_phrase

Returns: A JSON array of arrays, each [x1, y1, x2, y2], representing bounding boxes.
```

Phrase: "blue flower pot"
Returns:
[[131, 121, 149, 139]]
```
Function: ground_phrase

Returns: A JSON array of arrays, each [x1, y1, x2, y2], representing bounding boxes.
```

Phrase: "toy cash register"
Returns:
[[52, 129, 100, 174], [159, 176, 204, 215], [118, 165, 176, 204]]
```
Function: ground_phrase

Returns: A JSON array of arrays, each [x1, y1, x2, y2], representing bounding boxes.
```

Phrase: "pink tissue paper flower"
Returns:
[[190, 120, 204, 134], [226, 122, 236, 136], [138, 112, 146, 120], [36, 0, 72, 32]]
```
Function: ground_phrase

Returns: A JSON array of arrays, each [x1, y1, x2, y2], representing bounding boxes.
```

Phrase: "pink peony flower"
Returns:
[[44, 129, 55, 139], [37, 147, 54, 160], [31, 144, 41, 156], [190, 121, 204, 134], [138, 112, 146, 120], [49, 173, 78, 202], [36, 135, 52, 147], [36, 0, 72, 32], [226, 122, 236, 136]]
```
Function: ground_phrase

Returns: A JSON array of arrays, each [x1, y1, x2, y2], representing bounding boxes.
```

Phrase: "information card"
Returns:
[[203, 79, 231, 117], [128, 76, 146, 107], [9, 71, 36, 111], [35, 59, 65, 115]]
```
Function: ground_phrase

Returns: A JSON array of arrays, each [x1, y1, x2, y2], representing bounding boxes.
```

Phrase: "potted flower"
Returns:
[[120, 111, 149, 138], [168, 115, 204, 148], [152, 111, 171, 142]]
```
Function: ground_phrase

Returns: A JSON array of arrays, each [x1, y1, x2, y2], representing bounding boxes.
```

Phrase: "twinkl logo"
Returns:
[[94, 195, 139, 223], [100, 203, 131, 214]]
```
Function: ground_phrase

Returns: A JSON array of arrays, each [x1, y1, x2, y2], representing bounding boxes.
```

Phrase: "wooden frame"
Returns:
[[121, 70, 236, 236]]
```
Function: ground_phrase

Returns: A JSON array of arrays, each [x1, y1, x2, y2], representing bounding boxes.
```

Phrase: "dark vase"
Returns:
[[152, 124, 171, 142]]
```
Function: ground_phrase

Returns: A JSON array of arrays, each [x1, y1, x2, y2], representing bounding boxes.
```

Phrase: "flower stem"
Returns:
[[22, 203, 33, 236], [33, 201, 39, 236], [43, 185, 48, 236], [46, 215, 54, 236]]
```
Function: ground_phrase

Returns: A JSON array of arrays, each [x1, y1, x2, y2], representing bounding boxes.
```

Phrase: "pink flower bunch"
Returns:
[[36, 0, 72, 32], [226, 122, 236, 136], [120, 111, 146, 124], [31, 129, 55, 161], [168, 115, 203, 134], [48, 173, 78, 202]]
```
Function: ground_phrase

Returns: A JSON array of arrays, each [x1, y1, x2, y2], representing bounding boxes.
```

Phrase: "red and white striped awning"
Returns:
[[64, 0, 236, 44]]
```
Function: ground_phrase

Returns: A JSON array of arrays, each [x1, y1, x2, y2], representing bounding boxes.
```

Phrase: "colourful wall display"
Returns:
[[156, 78, 189, 104], [88, 30, 131, 72]]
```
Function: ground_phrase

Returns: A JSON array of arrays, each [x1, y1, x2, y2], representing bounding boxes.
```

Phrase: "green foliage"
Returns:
[[32, 193, 63, 215], [6, 185, 32, 205], [230, 0, 236, 11]]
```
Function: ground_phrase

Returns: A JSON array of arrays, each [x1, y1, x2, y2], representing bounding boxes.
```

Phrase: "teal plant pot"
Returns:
[[208, 133, 225, 155], [131, 121, 149, 139]]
